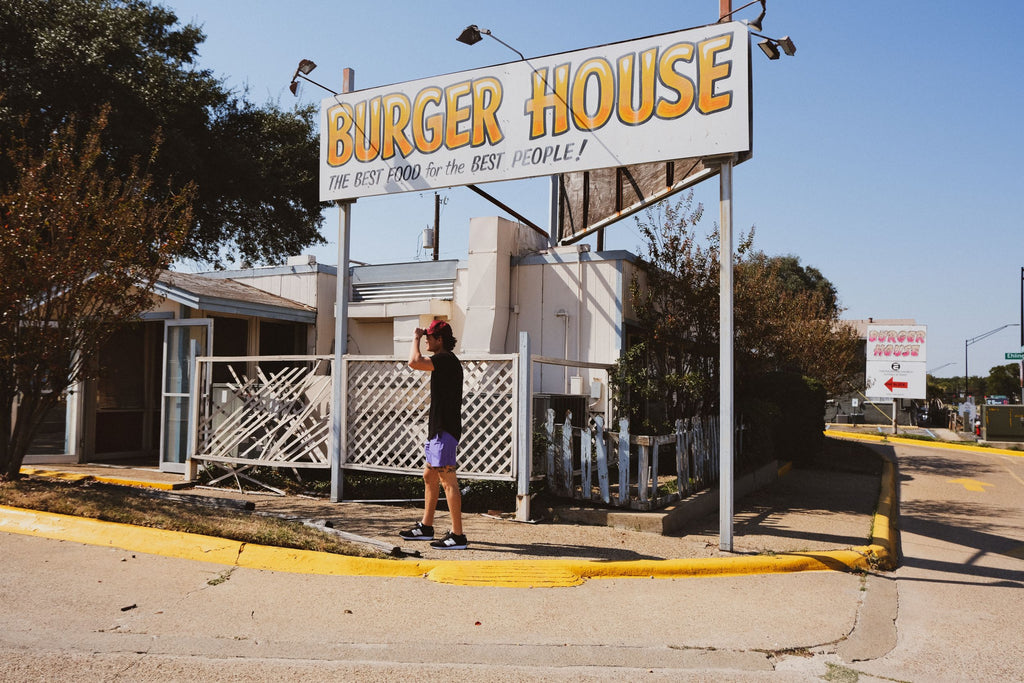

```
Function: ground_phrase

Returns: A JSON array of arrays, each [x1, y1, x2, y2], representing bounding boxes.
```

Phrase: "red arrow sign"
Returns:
[[885, 377, 908, 392]]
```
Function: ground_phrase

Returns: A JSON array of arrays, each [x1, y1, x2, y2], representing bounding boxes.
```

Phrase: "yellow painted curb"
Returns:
[[0, 504, 426, 578], [2, 441, 902, 586], [825, 430, 1024, 458], [0, 501, 881, 585], [19, 466, 185, 490], [822, 433, 900, 571]]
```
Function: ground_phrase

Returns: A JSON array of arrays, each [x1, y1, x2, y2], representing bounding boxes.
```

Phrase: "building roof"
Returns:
[[155, 271, 316, 323]]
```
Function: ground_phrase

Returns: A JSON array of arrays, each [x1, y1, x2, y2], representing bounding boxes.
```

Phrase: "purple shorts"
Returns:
[[424, 431, 459, 469]]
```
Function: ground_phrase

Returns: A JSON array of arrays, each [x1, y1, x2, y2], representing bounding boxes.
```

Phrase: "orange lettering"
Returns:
[[697, 34, 733, 114]]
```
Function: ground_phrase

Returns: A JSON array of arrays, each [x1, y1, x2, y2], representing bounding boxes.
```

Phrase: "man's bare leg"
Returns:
[[421, 466, 440, 526], [437, 468, 463, 535]]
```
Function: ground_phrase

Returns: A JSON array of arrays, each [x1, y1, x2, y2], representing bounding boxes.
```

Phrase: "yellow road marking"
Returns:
[[948, 478, 994, 493]]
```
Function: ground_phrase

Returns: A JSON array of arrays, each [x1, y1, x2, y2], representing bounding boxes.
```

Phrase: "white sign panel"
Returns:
[[865, 360, 927, 399], [319, 23, 751, 201], [865, 325, 927, 399]]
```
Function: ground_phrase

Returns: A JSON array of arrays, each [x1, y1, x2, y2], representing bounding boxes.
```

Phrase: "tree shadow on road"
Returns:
[[898, 499, 1024, 586]]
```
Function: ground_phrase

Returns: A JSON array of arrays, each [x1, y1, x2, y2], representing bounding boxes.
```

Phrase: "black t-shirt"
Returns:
[[428, 350, 463, 441]]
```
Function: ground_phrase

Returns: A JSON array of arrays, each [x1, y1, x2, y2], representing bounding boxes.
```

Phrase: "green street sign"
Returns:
[[1006, 352, 1024, 360]]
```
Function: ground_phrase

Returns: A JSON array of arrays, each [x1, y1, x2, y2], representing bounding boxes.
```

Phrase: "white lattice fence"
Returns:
[[342, 358, 428, 472], [192, 356, 334, 470], [342, 355, 519, 480]]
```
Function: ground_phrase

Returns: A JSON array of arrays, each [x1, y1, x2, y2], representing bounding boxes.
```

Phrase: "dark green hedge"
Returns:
[[740, 372, 826, 467]]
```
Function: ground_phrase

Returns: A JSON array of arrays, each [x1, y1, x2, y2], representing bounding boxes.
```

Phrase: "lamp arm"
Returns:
[[295, 73, 338, 96], [480, 30, 525, 60], [717, 0, 763, 22], [967, 323, 1020, 347]]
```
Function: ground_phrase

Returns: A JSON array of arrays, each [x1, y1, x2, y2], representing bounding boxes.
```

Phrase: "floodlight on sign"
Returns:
[[456, 25, 483, 46], [289, 59, 338, 96], [751, 32, 796, 60], [758, 39, 780, 59], [455, 23, 525, 60]]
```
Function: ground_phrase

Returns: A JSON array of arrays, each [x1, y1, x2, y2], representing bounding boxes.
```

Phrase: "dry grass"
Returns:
[[0, 477, 389, 559]]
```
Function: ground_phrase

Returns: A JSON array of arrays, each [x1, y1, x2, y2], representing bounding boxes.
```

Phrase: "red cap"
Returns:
[[425, 320, 451, 336]]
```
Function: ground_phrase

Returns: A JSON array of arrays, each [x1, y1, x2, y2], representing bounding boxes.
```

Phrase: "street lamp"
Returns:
[[456, 25, 525, 60], [289, 59, 338, 96], [965, 323, 1020, 397], [455, 24, 549, 239], [751, 32, 796, 59]]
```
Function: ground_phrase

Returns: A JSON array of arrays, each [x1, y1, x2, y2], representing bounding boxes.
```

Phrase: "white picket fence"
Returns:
[[188, 348, 737, 511], [541, 411, 729, 511]]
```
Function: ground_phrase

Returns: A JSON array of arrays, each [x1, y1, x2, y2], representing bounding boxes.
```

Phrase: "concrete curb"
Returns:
[[2, 449, 899, 587], [823, 432, 900, 571], [0, 501, 883, 587]]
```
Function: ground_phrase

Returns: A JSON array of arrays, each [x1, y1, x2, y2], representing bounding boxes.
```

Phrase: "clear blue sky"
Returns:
[[163, 0, 1023, 382]]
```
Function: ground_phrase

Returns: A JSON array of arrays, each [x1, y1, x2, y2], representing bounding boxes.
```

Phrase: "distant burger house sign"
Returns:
[[319, 22, 751, 201]]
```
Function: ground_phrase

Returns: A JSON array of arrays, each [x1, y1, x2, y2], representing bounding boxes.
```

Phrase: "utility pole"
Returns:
[[433, 193, 440, 261]]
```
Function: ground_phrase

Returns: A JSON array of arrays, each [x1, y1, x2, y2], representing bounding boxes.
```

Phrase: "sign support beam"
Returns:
[[330, 68, 355, 504], [719, 156, 735, 552]]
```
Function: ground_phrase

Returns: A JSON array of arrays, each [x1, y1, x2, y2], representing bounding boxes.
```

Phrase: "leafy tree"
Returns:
[[0, 0, 325, 266], [762, 255, 839, 314], [986, 363, 1021, 401], [927, 375, 962, 402], [734, 251, 860, 397], [0, 110, 192, 479], [612, 193, 721, 429], [611, 192, 860, 433]]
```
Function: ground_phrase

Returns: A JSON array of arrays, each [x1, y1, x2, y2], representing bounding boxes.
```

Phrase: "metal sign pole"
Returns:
[[330, 68, 355, 503], [719, 157, 735, 552]]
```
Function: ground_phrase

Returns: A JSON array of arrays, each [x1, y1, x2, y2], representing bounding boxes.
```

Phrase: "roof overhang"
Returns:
[[154, 273, 317, 324]]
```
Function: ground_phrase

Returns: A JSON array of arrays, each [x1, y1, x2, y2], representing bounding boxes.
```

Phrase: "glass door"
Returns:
[[160, 320, 211, 473]]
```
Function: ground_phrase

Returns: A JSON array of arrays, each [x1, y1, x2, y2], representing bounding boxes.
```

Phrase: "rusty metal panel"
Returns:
[[558, 157, 718, 244]]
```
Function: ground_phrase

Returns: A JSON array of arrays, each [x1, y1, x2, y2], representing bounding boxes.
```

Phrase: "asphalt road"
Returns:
[[854, 440, 1024, 682], [1, 437, 1021, 681]]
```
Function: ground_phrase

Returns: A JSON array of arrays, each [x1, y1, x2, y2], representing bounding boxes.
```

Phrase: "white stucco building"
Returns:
[[23, 216, 644, 472]]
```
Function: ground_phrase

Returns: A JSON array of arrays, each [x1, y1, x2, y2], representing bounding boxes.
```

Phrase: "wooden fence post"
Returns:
[[638, 437, 650, 505], [618, 417, 630, 506], [561, 411, 573, 495], [594, 415, 610, 503], [581, 421, 592, 501], [545, 408, 556, 491], [674, 418, 686, 497]]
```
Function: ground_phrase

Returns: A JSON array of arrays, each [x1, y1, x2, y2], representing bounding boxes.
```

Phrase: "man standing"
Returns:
[[400, 320, 468, 549]]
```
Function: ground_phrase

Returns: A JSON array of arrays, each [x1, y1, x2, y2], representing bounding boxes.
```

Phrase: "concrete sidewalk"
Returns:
[[6, 429, 1021, 680], [2, 431, 903, 587]]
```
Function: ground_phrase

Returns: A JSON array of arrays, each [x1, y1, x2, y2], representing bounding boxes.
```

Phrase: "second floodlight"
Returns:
[[758, 39, 780, 60], [456, 24, 525, 60], [457, 25, 484, 46], [289, 58, 338, 96]]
